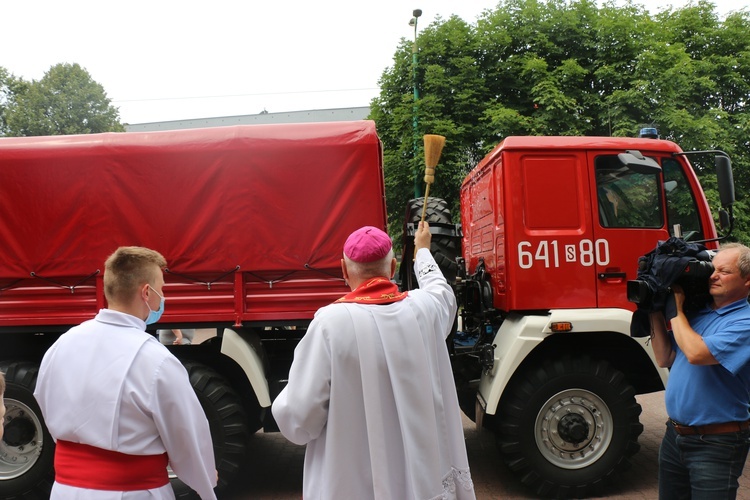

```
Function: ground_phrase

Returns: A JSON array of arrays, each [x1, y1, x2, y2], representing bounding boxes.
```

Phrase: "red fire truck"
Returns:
[[0, 124, 735, 498], [402, 136, 735, 497]]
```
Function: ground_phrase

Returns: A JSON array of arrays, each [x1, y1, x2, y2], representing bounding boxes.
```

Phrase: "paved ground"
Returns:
[[188, 330, 746, 499], [222, 390, 750, 499]]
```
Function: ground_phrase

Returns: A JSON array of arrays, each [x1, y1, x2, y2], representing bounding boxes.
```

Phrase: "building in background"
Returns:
[[124, 106, 371, 132]]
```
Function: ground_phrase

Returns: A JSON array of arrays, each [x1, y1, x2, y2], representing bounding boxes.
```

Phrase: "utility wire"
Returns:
[[113, 87, 380, 104]]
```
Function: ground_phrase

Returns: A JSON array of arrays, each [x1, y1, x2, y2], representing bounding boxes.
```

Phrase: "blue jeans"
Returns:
[[659, 421, 750, 499]]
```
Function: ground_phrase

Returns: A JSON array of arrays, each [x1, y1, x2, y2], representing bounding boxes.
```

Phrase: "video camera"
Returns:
[[628, 258, 713, 313], [627, 237, 714, 315]]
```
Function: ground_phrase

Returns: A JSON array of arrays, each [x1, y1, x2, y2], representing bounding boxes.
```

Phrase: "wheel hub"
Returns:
[[558, 413, 590, 444], [535, 388, 614, 470], [3, 414, 36, 447]]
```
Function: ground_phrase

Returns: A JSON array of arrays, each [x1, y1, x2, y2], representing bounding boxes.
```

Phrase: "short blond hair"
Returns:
[[103, 247, 167, 304], [0, 371, 5, 397]]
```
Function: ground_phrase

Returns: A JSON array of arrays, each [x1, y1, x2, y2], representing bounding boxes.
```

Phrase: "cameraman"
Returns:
[[650, 242, 750, 499]]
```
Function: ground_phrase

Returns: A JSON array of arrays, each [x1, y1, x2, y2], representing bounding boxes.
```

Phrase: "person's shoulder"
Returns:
[[141, 334, 172, 353], [314, 302, 354, 321], [52, 319, 97, 343], [135, 335, 176, 365], [710, 300, 750, 332], [134, 338, 186, 376], [724, 298, 750, 317], [70, 317, 99, 331], [309, 303, 362, 337], [318, 298, 357, 312], [732, 304, 750, 324]]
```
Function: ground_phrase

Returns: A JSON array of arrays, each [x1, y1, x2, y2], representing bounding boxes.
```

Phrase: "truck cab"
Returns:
[[461, 136, 716, 312]]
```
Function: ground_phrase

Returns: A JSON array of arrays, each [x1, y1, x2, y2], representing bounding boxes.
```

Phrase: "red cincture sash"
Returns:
[[55, 440, 169, 491], [336, 278, 408, 304]]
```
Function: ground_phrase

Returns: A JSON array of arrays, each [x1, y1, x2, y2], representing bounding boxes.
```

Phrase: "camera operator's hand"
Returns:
[[671, 284, 686, 315], [669, 282, 719, 365], [650, 310, 675, 368]]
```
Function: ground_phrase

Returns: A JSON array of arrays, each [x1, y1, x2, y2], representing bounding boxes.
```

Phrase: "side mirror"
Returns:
[[719, 209, 731, 230], [715, 155, 735, 208]]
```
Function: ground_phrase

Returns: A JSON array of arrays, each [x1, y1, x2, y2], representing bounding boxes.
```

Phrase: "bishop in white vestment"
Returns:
[[273, 224, 476, 500]]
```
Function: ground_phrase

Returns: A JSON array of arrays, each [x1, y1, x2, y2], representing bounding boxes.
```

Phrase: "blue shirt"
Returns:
[[665, 298, 750, 425]]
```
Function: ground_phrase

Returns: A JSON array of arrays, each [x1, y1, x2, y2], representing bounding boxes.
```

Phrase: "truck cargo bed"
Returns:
[[0, 121, 386, 330]]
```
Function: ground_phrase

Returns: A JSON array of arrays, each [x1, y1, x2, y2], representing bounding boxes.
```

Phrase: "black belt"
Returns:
[[668, 418, 750, 436]]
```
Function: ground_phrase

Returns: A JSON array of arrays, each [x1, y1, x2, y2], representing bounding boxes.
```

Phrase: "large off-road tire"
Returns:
[[171, 361, 251, 499], [497, 354, 643, 498], [0, 361, 54, 500], [400, 197, 460, 289]]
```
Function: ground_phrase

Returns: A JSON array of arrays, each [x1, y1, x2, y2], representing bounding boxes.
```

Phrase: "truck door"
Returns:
[[508, 153, 598, 310], [589, 152, 670, 309]]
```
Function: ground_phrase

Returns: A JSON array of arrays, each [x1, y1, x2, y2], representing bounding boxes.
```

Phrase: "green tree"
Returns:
[[372, 0, 750, 246], [371, 15, 489, 245], [0, 68, 28, 136], [4, 63, 124, 136]]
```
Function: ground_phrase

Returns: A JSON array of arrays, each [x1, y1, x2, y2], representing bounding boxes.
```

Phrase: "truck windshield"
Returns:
[[595, 156, 663, 229], [662, 157, 704, 241]]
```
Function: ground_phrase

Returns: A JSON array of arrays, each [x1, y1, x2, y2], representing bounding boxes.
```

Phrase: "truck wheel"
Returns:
[[401, 197, 459, 286], [0, 361, 54, 500], [170, 361, 250, 499], [497, 354, 642, 498]]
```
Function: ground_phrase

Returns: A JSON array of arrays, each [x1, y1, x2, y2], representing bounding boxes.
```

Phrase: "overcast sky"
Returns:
[[4, 0, 746, 125]]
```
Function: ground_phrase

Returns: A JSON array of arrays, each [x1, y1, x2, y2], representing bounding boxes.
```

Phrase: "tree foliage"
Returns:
[[371, 0, 750, 247], [0, 68, 28, 136], [2, 63, 124, 136]]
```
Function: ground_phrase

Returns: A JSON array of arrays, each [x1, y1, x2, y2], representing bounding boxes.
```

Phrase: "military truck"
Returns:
[[0, 123, 735, 498]]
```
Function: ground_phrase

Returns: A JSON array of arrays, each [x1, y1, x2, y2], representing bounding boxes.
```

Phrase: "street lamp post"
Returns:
[[409, 8, 422, 199]]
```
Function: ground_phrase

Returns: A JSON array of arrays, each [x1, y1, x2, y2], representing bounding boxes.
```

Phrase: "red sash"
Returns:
[[55, 440, 169, 491], [336, 278, 408, 304]]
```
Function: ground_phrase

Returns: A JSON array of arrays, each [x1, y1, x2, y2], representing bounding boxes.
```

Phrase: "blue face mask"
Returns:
[[145, 286, 165, 325]]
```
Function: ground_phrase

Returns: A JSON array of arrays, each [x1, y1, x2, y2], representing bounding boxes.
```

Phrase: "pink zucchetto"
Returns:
[[343, 226, 393, 263]]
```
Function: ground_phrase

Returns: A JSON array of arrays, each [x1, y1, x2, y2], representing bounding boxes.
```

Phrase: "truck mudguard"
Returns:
[[477, 308, 669, 415], [221, 328, 271, 407]]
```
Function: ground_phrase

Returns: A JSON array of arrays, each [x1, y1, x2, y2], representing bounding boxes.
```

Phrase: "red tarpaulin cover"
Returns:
[[0, 121, 386, 280]]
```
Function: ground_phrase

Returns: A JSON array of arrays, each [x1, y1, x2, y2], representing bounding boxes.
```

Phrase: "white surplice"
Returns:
[[272, 248, 476, 500], [34, 309, 217, 500]]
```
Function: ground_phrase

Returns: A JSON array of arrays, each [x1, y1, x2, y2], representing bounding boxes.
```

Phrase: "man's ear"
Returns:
[[390, 258, 397, 279], [341, 259, 349, 282]]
